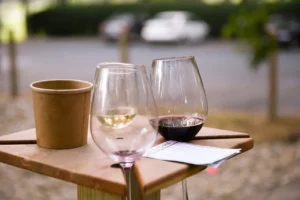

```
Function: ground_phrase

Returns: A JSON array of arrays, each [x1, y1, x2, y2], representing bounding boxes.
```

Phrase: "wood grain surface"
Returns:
[[0, 128, 253, 196]]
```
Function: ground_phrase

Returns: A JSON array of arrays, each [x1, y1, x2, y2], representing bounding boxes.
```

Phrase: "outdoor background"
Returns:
[[0, 0, 300, 200]]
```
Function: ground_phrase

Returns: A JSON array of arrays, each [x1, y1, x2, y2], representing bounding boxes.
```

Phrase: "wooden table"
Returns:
[[0, 127, 253, 200]]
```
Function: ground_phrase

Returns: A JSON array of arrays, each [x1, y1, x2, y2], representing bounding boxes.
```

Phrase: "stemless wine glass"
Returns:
[[90, 62, 158, 200], [151, 56, 208, 200]]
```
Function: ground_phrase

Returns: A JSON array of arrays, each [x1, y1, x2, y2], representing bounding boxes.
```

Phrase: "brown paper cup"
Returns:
[[30, 79, 93, 149]]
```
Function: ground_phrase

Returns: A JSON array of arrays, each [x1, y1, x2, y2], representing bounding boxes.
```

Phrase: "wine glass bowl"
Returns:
[[90, 62, 158, 200], [151, 56, 208, 142], [91, 63, 158, 166], [151, 56, 208, 200]]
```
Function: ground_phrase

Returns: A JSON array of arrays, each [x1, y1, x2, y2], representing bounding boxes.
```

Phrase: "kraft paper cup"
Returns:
[[30, 79, 93, 149]]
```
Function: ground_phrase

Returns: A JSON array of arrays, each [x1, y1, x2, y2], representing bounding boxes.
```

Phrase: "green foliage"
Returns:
[[222, 4, 278, 68], [26, 3, 238, 37], [27, 1, 300, 40]]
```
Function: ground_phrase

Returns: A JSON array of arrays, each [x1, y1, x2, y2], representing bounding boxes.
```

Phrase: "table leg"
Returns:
[[78, 185, 160, 200], [78, 170, 160, 200], [78, 185, 121, 200]]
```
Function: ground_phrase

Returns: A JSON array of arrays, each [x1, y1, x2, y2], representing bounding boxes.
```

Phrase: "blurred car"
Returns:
[[141, 11, 210, 43], [99, 13, 148, 41], [266, 14, 300, 48]]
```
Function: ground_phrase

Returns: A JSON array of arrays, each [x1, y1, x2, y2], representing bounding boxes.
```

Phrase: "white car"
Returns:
[[141, 11, 210, 43], [99, 13, 148, 41]]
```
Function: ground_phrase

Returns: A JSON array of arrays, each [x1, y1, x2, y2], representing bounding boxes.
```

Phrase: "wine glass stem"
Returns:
[[122, 166, 132, 200], [182, 179, 189, 200]]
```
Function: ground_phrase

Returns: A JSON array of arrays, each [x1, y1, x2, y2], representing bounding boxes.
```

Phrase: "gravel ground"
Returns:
[[0, 98, 300, 200]]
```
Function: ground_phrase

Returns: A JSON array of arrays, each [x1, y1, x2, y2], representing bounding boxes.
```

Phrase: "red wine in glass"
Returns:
[[151, 116, 204, 142], [151, 56, 208, 200]]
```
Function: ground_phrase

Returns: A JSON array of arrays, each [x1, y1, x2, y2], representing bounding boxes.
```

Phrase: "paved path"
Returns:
[[1, 38, 299, 116], [1, 97, 299, 200]]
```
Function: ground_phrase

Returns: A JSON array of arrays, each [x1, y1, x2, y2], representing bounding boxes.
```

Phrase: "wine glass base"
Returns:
[[120, 162, 133, 169]]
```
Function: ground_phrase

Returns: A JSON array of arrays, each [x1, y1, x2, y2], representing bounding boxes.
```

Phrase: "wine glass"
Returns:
[[90, 62, 158, 200], [150, 56, 208, 200]]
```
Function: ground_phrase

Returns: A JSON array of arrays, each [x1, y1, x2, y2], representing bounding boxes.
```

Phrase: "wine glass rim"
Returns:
[[153, 56, 194, 62], [97, 62, 145, 70]]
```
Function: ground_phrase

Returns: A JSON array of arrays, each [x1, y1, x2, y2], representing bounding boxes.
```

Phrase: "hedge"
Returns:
[[27, 1, 300, 37]]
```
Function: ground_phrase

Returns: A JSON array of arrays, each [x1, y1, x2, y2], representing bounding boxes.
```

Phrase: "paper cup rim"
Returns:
[[30, 79, 93, 94]]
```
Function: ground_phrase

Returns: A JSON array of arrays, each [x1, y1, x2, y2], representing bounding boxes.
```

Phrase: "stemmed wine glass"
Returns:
[[150, 56, 208, 200], [90, 62, 158, 200]]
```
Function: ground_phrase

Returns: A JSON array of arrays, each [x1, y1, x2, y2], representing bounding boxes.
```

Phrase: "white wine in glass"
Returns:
[[91, 63, 158, 200], [97, 107, 136, 129]]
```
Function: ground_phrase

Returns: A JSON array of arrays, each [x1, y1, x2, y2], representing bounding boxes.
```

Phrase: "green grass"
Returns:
[[206, 111, 300, 143], [1, 96, 299, 144]]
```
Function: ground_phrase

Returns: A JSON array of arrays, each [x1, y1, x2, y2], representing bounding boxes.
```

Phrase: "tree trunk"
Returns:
[[119, 28, 129, 63], [21, 0, 29, 14], [241, 0, 248, 4], [8, 31, 18, 98], [57, 0, 68, 5], [268, 49, 277, 122]]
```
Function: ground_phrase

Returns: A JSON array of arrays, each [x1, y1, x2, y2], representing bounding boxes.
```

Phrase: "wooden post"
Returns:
[[268, 49, 278, 122], [267, 32, 278, 122], [119, 27, 129, 63], [8, 31, 18, 98]]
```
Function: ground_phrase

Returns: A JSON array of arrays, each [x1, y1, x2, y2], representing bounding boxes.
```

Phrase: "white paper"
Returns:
[[144, 141, 241, 166]]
